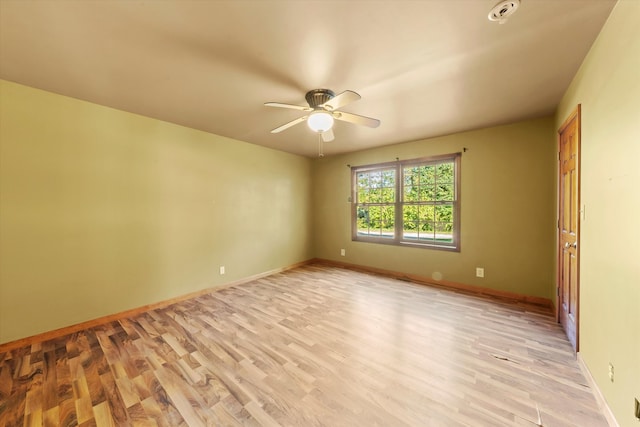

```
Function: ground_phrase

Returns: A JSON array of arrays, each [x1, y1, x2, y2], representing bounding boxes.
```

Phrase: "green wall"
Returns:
[[0, 80, 313, 344], [312, 116, 557, 300], [556, 1, 640, 425], [2, 4, 638, 419]]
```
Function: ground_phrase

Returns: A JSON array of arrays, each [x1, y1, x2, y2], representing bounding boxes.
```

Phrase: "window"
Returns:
[[352, 153, 461, 251]]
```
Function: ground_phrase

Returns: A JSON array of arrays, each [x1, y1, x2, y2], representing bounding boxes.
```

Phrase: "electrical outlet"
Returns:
[[219, 266, 225, 275], [476, 267, 485, 278], [634, 398, 639, 420], [340, 249, 346, 257], [608, 363, 614, 382]]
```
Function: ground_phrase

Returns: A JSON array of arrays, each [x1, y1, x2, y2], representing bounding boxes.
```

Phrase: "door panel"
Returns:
[[558, 105, 580, 352]]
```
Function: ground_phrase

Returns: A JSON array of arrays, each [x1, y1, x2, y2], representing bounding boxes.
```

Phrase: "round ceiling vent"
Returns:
[[488, 0, 521, 23]]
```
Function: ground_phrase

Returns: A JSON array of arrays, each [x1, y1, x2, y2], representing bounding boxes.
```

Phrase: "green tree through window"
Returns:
[[352, 153, 460, 251]]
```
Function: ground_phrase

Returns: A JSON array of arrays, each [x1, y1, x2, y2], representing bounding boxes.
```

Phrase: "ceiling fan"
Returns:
[[265, 89, 380, 145]]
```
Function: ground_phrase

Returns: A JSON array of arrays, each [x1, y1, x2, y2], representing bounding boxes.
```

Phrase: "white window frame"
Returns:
[[351, 153, 461, 251]]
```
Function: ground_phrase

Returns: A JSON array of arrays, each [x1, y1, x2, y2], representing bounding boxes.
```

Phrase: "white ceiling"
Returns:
[[0, 0, 616, 157]]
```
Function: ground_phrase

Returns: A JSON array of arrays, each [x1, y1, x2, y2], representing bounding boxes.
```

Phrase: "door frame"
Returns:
[[557, 104, 581, 351]]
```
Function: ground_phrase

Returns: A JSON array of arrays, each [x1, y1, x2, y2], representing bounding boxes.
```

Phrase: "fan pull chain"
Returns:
[[318, 133, 324, 157]]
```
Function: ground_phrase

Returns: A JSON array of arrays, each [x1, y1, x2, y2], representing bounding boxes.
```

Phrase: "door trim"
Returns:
[[557, 104, 581, 351]]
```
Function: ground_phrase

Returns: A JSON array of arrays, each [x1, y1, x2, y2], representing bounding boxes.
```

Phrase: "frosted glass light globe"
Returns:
[[307, 112, 334, 132]]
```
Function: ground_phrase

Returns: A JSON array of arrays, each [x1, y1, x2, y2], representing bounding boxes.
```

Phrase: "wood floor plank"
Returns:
[[0, 265, 608, 426], [92, 401, 115, 427]]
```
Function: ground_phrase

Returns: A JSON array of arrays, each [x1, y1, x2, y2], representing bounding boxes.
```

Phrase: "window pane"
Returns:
[[369, 206, 381, 229], [370, 172, 382, 188], [382, 170, 395, 187], [435, 222, 453, 243], [381, 205, 394, 224], [436, 184, 454, 201], [419, 206, 434, 222], [435, 205, 453, 222], [436, 163, 454, 183], [370, 188, 381, 203], [419, 186, 435, 201], [357, 173, 369, 188], [421, 222, 435, 232], [404, 185, 419, 202], [404, 168, 417, 186], [357, 206, 370, 234], [420, 165, 436, 184], [403, 205, 418, 223], [357, 189, 369, 203], [381, 187, 395, 203], [419, 222, 435, 241], [403, 221, 418, 239], [381, 204, 395, 238]]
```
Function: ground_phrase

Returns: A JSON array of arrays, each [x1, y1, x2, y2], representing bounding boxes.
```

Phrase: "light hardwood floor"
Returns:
[[0, 264, 607, 426]]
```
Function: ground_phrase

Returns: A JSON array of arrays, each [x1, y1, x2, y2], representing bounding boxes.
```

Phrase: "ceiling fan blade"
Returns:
[[265, 102, 312, 112], [270, 116, 308, 133], [322, 90, 361, 111], [321, 128, 335, 142], [334, 111, 380, 128]]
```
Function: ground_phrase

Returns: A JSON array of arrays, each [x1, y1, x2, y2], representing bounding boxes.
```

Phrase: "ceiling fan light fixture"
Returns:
[[307, 111, 334, 132]]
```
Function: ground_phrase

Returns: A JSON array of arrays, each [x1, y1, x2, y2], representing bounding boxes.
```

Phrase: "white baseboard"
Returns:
[[577, 352, 619, 427]]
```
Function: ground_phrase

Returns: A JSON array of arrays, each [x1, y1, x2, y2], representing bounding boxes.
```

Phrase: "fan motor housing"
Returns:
[[305, 89, 335, 108]]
